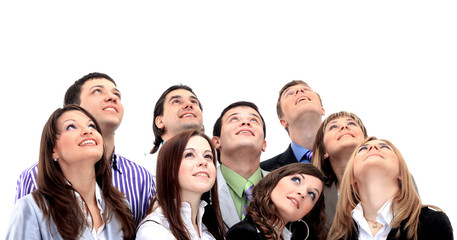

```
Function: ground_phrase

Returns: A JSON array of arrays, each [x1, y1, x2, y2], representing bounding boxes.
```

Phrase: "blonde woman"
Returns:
[[328, 137, 453, 240]]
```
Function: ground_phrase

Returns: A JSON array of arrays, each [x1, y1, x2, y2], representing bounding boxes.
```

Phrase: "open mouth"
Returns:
[[79, 139, 97, 146], [295, 96, 311, 105], [103, 106, 118, 113], [180, 113, 196, 118], [193, 172, 210, 178], [236, 130, 254, 136], [288, 197, 299, 209], [338, 133, 354, 140]]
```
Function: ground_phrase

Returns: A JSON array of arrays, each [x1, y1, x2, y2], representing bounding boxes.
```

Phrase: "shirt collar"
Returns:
[[220, 164, 262, 198], [290, 141, 311, 162], [110, 152, 122, 174], [352, 199, 394, 235]]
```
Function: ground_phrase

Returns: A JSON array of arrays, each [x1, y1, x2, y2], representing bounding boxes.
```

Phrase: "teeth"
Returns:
[[195, 173, 209, 177], [289, 198, 298, 207], [182, 114, 194, 118], [79, 140, 96, 146], [104, 107, 116, 111], [239, 130, 252, 135]]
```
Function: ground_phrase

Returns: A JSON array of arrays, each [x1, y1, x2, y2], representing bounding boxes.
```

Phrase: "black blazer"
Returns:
[[227, 217, 316, 240], [260, 144, 298, 171], [343, 207, 453, 240]]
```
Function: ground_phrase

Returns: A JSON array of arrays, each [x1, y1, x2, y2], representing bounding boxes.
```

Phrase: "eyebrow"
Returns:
[[300, 174, 321, 195], [225, 112, 261, 121], [89, 85, 121, 94], [168, 95, 198, 102]]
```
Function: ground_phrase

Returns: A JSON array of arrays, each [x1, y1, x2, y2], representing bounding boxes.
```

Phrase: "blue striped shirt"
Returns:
[[14, 153, 156, 225]]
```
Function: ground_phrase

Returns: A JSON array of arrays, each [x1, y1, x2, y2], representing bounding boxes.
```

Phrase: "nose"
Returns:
[[106, 92, 119, 103], [197, 156, 208, 167], [241, 122, 251, 127], [368, 145, 379, 151], [82, 126, 94, 136], [297, 190, 305, 199], [340, 124, 349, 131], [295, 88, 305, 95]]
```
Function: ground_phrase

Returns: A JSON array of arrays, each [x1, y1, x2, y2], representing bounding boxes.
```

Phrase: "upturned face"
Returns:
[[271, 173, 322, 223], [323, 117, 365, 157]]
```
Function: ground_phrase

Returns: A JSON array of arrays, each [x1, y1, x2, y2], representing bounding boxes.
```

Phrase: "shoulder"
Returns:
[[137, 210, 173, 240], [114, 154, 153, 177], [260, 145, 294, 171], [227, 219, 262, 240], [417, 206, 454, 239], [17, 162, 39, 180]]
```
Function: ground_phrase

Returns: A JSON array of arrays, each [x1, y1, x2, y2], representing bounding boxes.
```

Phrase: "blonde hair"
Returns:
[[311, 111, 367, 187], [328, 137, 421, 240]]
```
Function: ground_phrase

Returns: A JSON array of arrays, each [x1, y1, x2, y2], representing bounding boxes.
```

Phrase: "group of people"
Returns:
[[7, 73, 453, 240]]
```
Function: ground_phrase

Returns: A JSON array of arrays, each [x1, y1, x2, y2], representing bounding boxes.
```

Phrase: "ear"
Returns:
[[324, 153, 329, 159], [279, 118, 288, 129], [51, 150, 59, 161], [155, 116, 165, 130], [321, 107, 326, 116], [261, 140, 267, 152], [211, 136, 221, 149]]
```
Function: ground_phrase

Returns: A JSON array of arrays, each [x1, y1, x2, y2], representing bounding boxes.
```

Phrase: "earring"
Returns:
[[209, 190, 212, 205], [53, 158, 58, 162], [298, 220, 310, 240], [324, 153, 329, 159]]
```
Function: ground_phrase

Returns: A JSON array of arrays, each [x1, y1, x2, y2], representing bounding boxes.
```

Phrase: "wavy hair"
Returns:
[[147, 130, 225, 240], [247, 163, 326, 240], [32, 104, 135, 240], [311, 111, 367, 187], [328, 137, 422, 240]]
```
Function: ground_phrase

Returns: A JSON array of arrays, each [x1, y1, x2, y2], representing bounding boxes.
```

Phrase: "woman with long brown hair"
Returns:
[[7, 104, 135, 239], [226, 163, 326, 240], [328, 137, 453, 240], [137, 130, 225, 240]]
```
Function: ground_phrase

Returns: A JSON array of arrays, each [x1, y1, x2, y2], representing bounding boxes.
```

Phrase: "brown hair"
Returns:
[[32, 104, 135, 240], [247, 163, 326, 240], [311, 111, 367, 187], [147, 130, 225, 240], [328, 137, 422, 240]]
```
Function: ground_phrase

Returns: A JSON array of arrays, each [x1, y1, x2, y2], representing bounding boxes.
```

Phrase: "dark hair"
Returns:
[[276, 80, 323, 134], [150, 84, 203, 154], [312, 111, 367, 187], [247, 163, 326, 240], [32, 104, 135, 240], [64, 72, 116, 106], [212, 101, 266, 163], [147, 130, 225, 240]]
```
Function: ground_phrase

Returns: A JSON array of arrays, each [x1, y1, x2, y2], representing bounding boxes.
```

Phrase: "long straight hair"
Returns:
[[32, 104, 135, 240], [328, 137, 422, 240], [147, 130, 225, 240], [247, 163, 326, 240]]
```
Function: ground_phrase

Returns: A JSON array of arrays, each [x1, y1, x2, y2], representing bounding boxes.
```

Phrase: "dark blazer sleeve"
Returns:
[[417, 207, 453, 240], [226, 219, 263, 240], [260, 145, 297, 171]]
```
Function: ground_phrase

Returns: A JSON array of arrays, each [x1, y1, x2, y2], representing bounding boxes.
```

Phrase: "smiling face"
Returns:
[[323, 117, 365, 157], [353, 139, 400, 182], [179, 136, 216, 200], [279, 83, 324, 128], [79, 78, 124, 132], [156, 89, 203, 141], [214, 106, 266, 155], [52, 110, 103, 169], [270, 173, 323, 222]]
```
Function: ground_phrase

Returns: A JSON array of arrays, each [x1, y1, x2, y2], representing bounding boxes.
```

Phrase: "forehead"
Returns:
[[186, 135, 211, 149], [58, 110, 91, 124], [81, 78, 117, 91], [282, 83, 312, 95], [223, 106, 261, 120], [165, 89, 196, 100]]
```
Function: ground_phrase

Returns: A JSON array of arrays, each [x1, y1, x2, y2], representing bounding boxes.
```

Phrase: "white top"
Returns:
[[352, 199, 394, 240], [136, 201, 215, 240], [74, 183, 107, 240]]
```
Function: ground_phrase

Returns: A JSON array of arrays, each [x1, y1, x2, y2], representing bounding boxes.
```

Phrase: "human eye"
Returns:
[[348, 121, 358, 126], [204, 153, 213, 161], [88, 123, 97, 130], [113, 91, 121, 99], [357, 145, 368, 153], [250, 118, 259, 123], [92, 88, 102, 94], [66, 124, 76, 130], [328, 124, 338, 130], [308, 191, 316, 201], [291, 176, 301, 184], [229, 116, 239, 122], [380, 144, 392, 150], [184, 151, 194, 158]]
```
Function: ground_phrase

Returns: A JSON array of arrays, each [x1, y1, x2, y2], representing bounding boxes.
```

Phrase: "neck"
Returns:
[[65, 167, 97, 205], [181, 193, 202, 237], [288, 114, 321, 149], [329, 148, 354, 187], [102, 132, 115, 162], [358, 176, 398, 221], [221, 147, 260, 179]]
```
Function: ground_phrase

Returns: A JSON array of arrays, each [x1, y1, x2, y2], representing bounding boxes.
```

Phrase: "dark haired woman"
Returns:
[[137, 130, 225, 240], [7, 104, 135, 239], [226, 163, 326, 240]]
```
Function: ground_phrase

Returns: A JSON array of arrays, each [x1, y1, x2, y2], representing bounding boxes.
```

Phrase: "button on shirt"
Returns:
[[220, 164, 263, 220], [352, 199, 394, 240], [290, 141, 312, 163]]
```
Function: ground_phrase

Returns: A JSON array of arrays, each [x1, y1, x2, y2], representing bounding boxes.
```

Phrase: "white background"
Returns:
[[1, 1, 455, 236]]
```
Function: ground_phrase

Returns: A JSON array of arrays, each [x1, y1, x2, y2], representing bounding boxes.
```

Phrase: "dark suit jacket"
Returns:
[[226, 217, 263, 240], [260, 144, 298, 171], [342, 207, 453, 240]]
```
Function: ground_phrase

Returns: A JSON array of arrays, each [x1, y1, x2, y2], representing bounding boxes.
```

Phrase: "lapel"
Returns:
[[279, 145, 298, 165], [217, 167, 242, 229]]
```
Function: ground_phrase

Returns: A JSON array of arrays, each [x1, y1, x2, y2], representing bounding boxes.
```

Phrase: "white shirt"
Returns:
[[74, 183, 107, 240], [137, 201, 216, 240], [352, 199, 394, 240]]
